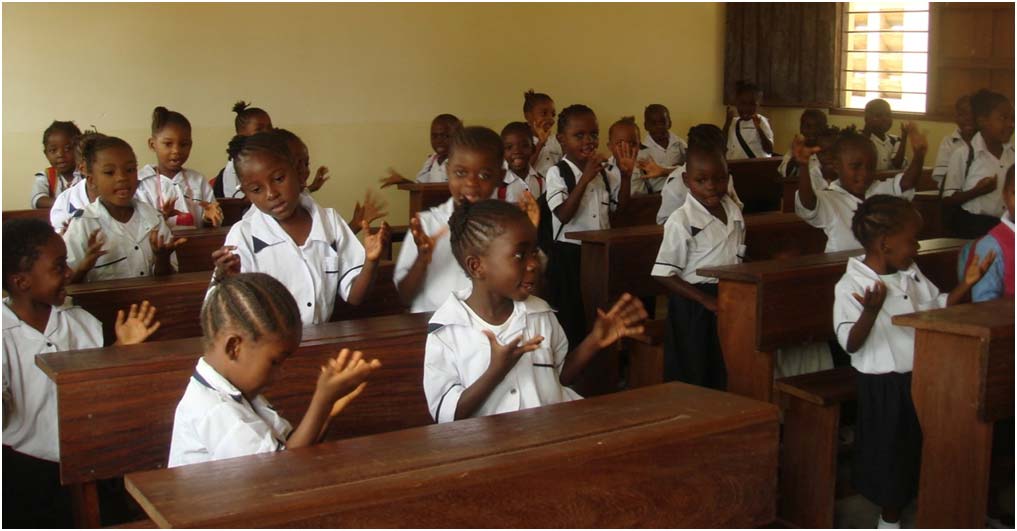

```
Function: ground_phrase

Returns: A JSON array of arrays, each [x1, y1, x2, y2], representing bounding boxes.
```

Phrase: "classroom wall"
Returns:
[[2, 3, 956, 216]]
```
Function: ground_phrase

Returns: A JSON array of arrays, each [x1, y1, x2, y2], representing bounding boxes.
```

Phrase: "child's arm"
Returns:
[[69, 229, 108, 284], [844, 282, 886, 353], [148, 228, 187, 276], [752, 115, 774, 155], [553, 153, 606, 225], [892, 123, 909, 170], [898, 123, 927, 192], [395, 215, 447, 306], [946, 250, 996, 306], [615, 144, 636, 207], [287, 349, 380, 449], [792, 135, 822, 211], [112, 301, 161, 345], [349, 190, 388, 235], [656, 275, 719, 312], [346, 221, 391, 306], [942, 175, 998, 206], [452, 332, 545, 420], [378, 168, 414, 189], [307, 166, 330, 193], [559, 294, 647, 385]]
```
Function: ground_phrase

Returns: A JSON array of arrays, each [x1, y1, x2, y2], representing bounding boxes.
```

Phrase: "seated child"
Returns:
[[169, 272, 380, 467], [642, 103, 688, 170], [724, 80, 774, 160], [970, 165, 1015, 302], [524, 90, 563, 176], [394, 126, 504, 313], [31, 121, 83, 209], [500, 121, 545, 201], [795, 124, 926, 252], [932, 94, 976, 184], [777, 108, 828, 178], [214, 101, 274, 199], [606, 116, 653, 195], [423, 199, 647, 422], [379, 114, 462, 188], [63, 135, 185, 282], [834, 195, 992, 529], [3, 219, 159, 527], [657, 124, 742, 225], [652, 133, 744, 390], [863, 98, 908, 171], [210, 130, 390, 326], [50, 130, 103, 233]]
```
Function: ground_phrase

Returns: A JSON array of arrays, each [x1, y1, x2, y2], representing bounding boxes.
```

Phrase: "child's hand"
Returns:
[[589, 293, 648, 349], [201, 201, 224, 227], [409, 214, 447, 265], [484, 330, 544, 374], [212, 245, 241, 281], [308, 166, 330, 192], [899, 122, 909, 140], [852, 281, 887, 314], [751, 114, 763, 129], [616, 143, 639, 176], [791, 134, 821, 165], [518, 190, 540, 228], [974, 176, 999, 195], [160, 196, 185, 220], [114, 300, 161, 345], [362, 220, 391, 262], [534, 121, 553, 145], [903, 122, 928, 155], [351, 190, 389, 230], [964, 250, 996, 287], [78, 229, 108, 272], [637, 157, 669, 179], [580, 153, 607, 184], [726, 106, 736, 122], [379, 168, 412, 189], [315, 348, 382, 416], [148, 229, 187, 257]]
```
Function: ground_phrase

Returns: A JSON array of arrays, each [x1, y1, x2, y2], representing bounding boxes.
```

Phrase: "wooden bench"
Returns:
[[894, 299, 1015, 528], [728, 157, 783, 213], [124, 382, 780, 528], [698, 237, 966, 404], [2, 208, 51, 223], [36, 312, 433, 528]]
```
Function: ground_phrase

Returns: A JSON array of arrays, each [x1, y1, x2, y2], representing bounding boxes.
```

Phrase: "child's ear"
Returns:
[[147, 137, 156, 152], [8, 271, 31, 294], [225, 335, 242, 362], [464, 254, 484, 280]]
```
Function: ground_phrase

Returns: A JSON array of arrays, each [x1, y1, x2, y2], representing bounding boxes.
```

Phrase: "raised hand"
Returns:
[[379, 168, 413, 189], [852, 281, 887, 314], [580, 152, 607, 184], [160, 196, 185, 220], [212, 245, 241, 281], [201, 200, 224, 227], [616, 142, 638, 176], [409, 214, 447, 265], [308, 166, 330, 192], [79, 229, 108, 272], [363, 220, 391, 262], [903, 122, 928, 156], [964, 250, 997, 287], [484, 330, 544, 374], [534, 120, 553, 145], [791, 134, 821, 165], [114, 300, 161, 345], [518, 190, 540, 228], [637, 157, 669, 179], [589, 293, 648, 348], [315, 349, 382, 417], [751, 114, 763, 129], [726, 106, 737, 122], [351, 189, 389, 230], [148, 229, 187, 257]]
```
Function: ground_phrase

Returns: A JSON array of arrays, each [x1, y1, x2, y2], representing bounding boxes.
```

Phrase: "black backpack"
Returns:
[[535, 160, 611, 257]]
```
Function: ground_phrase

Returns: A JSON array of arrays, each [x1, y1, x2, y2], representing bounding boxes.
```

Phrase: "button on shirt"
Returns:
[[50, 179, 93, 232], [31, 169, 83, 208], [218, 193, 366, 326], [652, 194, 745, 284], [726, 116, 774, 160], [834, 257, 948, 374], [2, 298, 104, 462], [643, 131, 688, 168], [139, 165, 216, 228], [656, 165, 743, 225], [795, 174, 915, 253], [941, 132, 1015, 218], [533, 135, 564, 177], [64, 199, 176, 282], [545, 158, 620, 245], [415, 153, 449, 183], [168, 357, 292, 468], [931, 128, 969, 184], [870, 132, 905, 172], [424, 289, 581, 423], [394, 198, 471, 313]]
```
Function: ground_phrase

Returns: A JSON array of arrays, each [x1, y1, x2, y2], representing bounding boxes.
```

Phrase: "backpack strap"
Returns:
[[734, 119, 757, 158], [46, 167, 58, 197]]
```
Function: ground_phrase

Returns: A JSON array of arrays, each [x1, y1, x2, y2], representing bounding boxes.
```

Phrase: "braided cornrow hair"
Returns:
[[833, 124, 877, 165], [232, 101, 271, 134], [448, 199, 529, 272], [227, 130, 295, 176], [448, 126, 503, 163], [78, 134, 134, 175], [851, 194, 918, 249], [201, 272, 302, 348], [523, 89, 553, 114], [42, 120, 82, 146], [557, 104, 595, 134]]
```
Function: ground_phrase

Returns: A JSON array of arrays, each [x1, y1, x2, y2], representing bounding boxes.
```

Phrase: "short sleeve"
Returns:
[[2, 346, 12, 427], [657, 169, 687, 225], [652, 216, 690, 277], [423, 333, 464, 423], [941, 146, 970, 197], [931, 137, 954, 183], [778, 152, 793, 178], [833, 284, 863, 352], [62, 216, 92, 271], [970, 237, 1004, 302], [795, 188, 829, 226], [50, 192, 71, 232], [393, 224, 419, 286], [30, 173, 49, 208], [196, 403, 284, 462], [332, 214, 367, 301], [545, 165, 568, 212], [758, 116, 775, 143], [415, 155, 436, 182]]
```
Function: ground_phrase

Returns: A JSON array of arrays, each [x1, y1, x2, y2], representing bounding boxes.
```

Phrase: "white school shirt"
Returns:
[[134, 172, 192, 228], [607, 151, 659, 196], [30, 169, 83, 208], [63, 199, 177, 282], [219, 193, 365, 326], [500, 164, 544, 200], [394, 198, 470, 313], [726, 115, 774, 160], [643, 131, 687, 168], [777, 152, 829, 192], [941, 132, 1015, 218], [533, 135, 564, 177], [50, 180, 93, 232], [931, 128, 969, 184], [139, 165, 216, 228], [870, 132, 905, 172], [415, 153, 448, 183], [656, 165, 743, 225], [168, 357, 292, 468], [545, 158, 620, 245], [834, 257, 948, 374], [220, 159, 245, 199], [652, 194, 745, 285], [795, 174, 915, 253], [424, 289, 581, 423], [2, 298, 103, 462]]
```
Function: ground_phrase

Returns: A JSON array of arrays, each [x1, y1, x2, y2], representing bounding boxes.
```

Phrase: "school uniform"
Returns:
[[971, 214, 1015, 302], [49, 179, 92, 232], [870, 132, 905, 172], [652, 194, 744, 388], [220, 193, 365, 326], [931, 128, 969, 184], [168, 357, 291, 468], [656, 165, 743, 225], [415, 153, 448, 183], [63, 199, 177, 282], [834, 257, 944, 508], [726, 115, 774, 160], [30, 168, 83, 208], [643, 131, 687, 168], [941, 132, 1015, 238], [134, 171, 194, 228], [606, 151, 659, 196], [795, 173, 916, 253], [139, 165, 215, 228], [423, 289, 580, 423], [778, 152, 829, 192], [394, 197, 470, 313], [533, 135, 564, 176], [216, 159, 245, 199], [498, 165, 543, 203]]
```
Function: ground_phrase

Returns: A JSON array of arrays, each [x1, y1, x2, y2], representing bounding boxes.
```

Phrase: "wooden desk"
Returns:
[[610, 193, 661, 227], [397, 181, 450, 217], [2, 208, 51, 224], [699, 238, 966, 403], [728, 157, 782, 214], [37, 312, 433, 527], [216, 198, 249, 225], [170, 226, 230, 273], [125, 382, 779, 528], [894, 299, 1015, 529]]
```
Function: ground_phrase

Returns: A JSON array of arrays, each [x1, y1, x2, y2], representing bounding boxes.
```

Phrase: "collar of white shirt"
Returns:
[[684, 193, 744, 230], [428, 288, 555, 337], [846, 255, 921, 285], [643, 131, 679, 152], [192, 357, 245, 404], [970, 131, 1016, 159], [249, 193, 331, 250], [80, 199, 162, 240], [1, 296, 75, 332]]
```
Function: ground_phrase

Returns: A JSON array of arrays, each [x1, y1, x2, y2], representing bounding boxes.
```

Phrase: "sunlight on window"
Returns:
[[843, 2, 929, 112]]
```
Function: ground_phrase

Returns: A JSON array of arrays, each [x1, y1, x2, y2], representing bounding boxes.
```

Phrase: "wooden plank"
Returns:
[[2, 208, 50, 224], [216, 198, 249, 226], [397, 181, 450, 217], [169, 226, 230, 273], [125, 383, 779, 529], [729, 157, 783, 214], [610, 193, 660, 228]]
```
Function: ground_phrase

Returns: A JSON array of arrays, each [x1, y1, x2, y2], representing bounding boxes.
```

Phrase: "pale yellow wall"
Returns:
[[2, 3, 956, 216]]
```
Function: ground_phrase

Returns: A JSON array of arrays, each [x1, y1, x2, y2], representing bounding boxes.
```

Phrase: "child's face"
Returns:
[[472, 217, 541, 301], [148, 124, 192, 175], [287, 138, 311, 184], [430, 119, 459, 159], [502, 131, 534, 175], [878, 212, 922, 271], [816, 136, 838, 181], [447, 148, 503, 204], [88, 145, 139, 208], [977, 102, 1015, 144], [835, 144, 876, 197], [525, 99, 556, 133], [864, 101, 892, 135], [800, 114, 826, 144], [227, 331, 298, 398], [557, 112, 599, 164], [239, 112, 273, 136], [735, 91, 760, 119], [12, 234, 73, 307], [238, 152, 304, 221], [608, 124, 640, 161], [956, 98, 976, 139], [644, 109, 671, 145], [44, 131, 77, 175], [683, 151, 729, 209]]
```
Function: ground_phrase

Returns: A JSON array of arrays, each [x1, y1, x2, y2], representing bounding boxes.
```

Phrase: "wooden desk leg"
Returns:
[[716, 281, 775, 402], [779, 396, 840, 528], [911, 331, 992, 529], [575, 242, 618, 396], [71, 480, 101, 528]]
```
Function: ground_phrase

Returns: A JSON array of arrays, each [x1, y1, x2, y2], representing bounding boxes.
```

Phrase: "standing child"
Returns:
[[63, 135, 186, 282], [605, 117, 649, 195], [523, 90, 563, 176], [423, 199, 647, 422], [652, 134, 744, 389], [931, 94, 976, 184], [941, 89, 1015, 239], [3, 219, 160, 528], [214, 101, 274, 199], [169, 273, 380, 467], [863, 99, 908, 171], [545, 104, 629, 347], [379, 114, 463, 188], [394, 126, 505, 313], [834, 195, 992, 529], [970, 165, 1015, 302], [777, 109, 828, 179], [500, 121, 545, 201], [31, 121, 83, 209], [657, 124, 742, 225], [210, 130, 390, 326], [724, 81, 774, 160]]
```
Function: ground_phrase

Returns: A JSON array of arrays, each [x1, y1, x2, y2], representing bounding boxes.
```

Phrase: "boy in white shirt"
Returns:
[[931, 94, 976, 184], [777, 109, 827, 180], [642, 104, 687, 170], [724, 81, 774, 160], [499, 122, 545, 201], [863, 99, 908, 171], [605, 117, 653, 195], [656, 124, 742, 225]]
